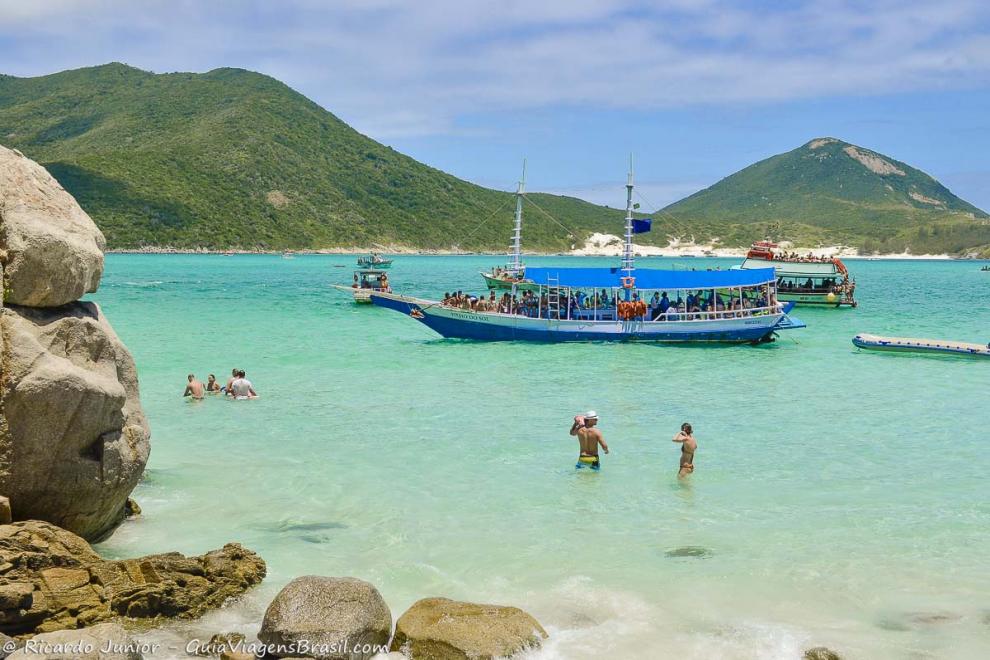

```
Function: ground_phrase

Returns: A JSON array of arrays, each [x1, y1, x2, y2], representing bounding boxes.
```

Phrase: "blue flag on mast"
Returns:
[[632, 218, 652, 234]]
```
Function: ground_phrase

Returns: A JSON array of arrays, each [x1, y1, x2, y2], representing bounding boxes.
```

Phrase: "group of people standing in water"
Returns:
[[183, 368, 259, 400], [569, 412, 696, 477]]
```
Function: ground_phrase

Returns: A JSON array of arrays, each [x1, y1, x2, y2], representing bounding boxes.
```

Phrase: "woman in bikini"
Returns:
[[672, 422, 697, 478]]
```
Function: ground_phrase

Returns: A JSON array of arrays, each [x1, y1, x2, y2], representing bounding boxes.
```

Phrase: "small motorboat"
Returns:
[[852, 333, 990, 358], [332, 269, 392, 304], [357, 252, 392, 269]]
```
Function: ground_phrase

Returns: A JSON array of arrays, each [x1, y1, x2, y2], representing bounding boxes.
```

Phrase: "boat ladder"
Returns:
[[546, 275, 561, 320]]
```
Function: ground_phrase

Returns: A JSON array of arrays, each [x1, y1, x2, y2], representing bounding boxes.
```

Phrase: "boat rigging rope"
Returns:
[[522, 194, 578, 239], [634, 188, 683, 227], [457, 196, 514, 246]]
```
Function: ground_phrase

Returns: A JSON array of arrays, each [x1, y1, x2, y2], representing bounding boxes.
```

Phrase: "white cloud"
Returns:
[[1, 0, 989, 137]]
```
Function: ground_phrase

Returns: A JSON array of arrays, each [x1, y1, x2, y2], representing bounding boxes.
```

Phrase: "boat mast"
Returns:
[[508, 159, 526, 275], [622, 154, 635, 278]]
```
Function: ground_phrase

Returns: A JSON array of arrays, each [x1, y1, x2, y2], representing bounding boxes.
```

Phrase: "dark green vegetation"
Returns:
[[661, 137, 990, 256], [0, 63, 626, 251], [1, 64, 988, 255]]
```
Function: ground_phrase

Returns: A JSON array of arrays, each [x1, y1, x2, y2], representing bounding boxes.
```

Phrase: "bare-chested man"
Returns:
[[570, 411, 608, 469], [672, 422, 697, 477], [183, 374, 205, 399], [224, 368, 238, 396]]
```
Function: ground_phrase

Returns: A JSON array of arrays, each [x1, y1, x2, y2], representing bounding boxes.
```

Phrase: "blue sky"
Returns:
[[1, 0, 989, 210]]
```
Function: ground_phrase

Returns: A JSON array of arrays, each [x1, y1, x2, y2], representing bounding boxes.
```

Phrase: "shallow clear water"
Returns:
[[92, 255, 990, 659]]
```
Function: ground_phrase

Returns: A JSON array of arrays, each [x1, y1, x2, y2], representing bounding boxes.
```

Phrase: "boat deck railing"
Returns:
[[438, 302, 783, 323], [780, 285, 851, 294]]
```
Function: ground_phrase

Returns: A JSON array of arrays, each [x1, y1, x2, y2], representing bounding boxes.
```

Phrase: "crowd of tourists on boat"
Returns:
[[488, 266, 526, 282], [766, 251, 838, 263], [440, 287, 776, 321], [778, 276, 855, 296]]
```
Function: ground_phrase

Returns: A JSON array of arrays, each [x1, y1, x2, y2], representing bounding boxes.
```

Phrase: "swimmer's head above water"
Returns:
[[681, 422, 692, 434]]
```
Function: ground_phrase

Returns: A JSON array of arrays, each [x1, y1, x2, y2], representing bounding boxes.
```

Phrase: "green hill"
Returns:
[[660, 137, 990, 256], [0, 63, 629, 251], [2, 64, 988, 256]]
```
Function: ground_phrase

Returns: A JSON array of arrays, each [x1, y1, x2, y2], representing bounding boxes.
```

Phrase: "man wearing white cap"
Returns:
[[569, 410, 609, 469]]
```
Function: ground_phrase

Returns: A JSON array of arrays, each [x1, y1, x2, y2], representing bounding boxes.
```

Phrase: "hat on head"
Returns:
[[584, 410, 598, 420]]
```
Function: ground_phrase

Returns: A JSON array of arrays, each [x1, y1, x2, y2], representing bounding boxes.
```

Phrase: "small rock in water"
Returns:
[[877, 611, 962, 631], [259, 576, 391, 660], [276, 521, 347, 532], [125, 498, 142, 517], [875, 617, 910, 632], [297, 534, 331, 544], [803, 647, 842, 660], [907, 611, 961, 625], [259, 521, 346, 545], [390, 597, 548, 659], [664, 546, 712, 559]]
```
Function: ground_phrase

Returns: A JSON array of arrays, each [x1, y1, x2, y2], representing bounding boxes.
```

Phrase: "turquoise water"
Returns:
[[92, 255, 990, 659]]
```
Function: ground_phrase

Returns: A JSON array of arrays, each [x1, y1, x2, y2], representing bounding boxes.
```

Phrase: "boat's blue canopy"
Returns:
[[523, 267, 776, 289]]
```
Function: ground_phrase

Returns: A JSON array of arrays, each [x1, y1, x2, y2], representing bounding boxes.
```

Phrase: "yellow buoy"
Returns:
[[826, 292, 837, 303]]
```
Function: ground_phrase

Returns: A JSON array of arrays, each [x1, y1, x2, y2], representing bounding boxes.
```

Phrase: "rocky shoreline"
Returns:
[[0, 520, 553, 660], [0, 521, 265, 636]]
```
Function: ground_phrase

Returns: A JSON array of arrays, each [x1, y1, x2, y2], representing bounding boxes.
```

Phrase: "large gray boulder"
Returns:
[[0, 302, 150, 541], [389, 597, 547, 659], [0, 145, 105, 308], [8, 622, 145, 659], [259, 576, 391, 660]]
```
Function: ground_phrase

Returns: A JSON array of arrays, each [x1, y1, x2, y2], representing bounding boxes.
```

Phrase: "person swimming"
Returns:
[[205, 374, 221, 393], [672, 422, 697, 477], [183, 374, 205, 400], [569, 410, 608, 469]]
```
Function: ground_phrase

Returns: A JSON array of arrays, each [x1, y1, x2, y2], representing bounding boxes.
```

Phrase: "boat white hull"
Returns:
[[331, 284, 375, 304], [371, 291, 804, 343]]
